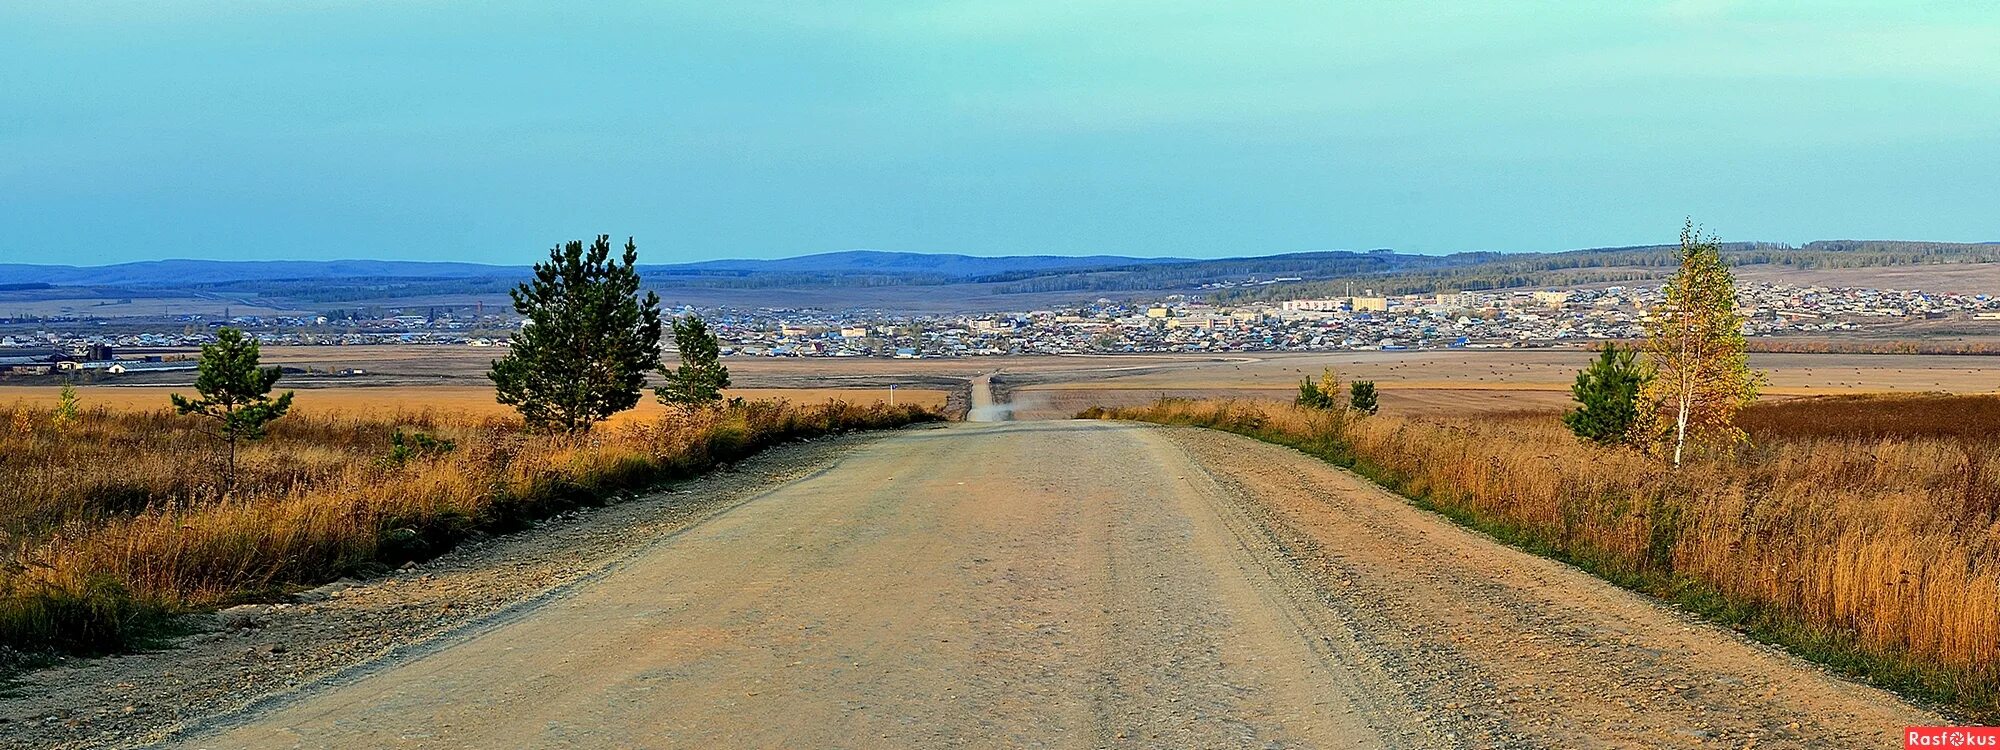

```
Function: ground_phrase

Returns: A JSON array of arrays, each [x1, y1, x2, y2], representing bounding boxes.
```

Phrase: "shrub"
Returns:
[[1295, 368, 1342, 410], [1348, 380, 1378, 415], [385, 429, 457, 466]]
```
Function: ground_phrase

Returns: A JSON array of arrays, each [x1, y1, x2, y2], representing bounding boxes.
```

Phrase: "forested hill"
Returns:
[[0, 250, 1187, 287], [1208, 240, 2000, 302], [1, 241, 1993, 306]]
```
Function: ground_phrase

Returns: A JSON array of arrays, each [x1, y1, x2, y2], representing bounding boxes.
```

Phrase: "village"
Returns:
[[648, 280, 2000, 357], [0, 280, 1995, 375]]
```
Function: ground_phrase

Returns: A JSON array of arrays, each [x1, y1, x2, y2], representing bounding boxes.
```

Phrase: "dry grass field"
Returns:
[[250, 346, 1205, 382], [1743, 392, 2000, 441], [107, 344, 2000, 396], [1086, 394, 2000, 720], [0, 385, 944, 422], [1006, 386, 1577, 420], [20, 345, 1995, 421], [1020, 350, 2000, 392], [1034, 349, 2000, 716], [0, 397, 942, 656], [1006, 350, 1998, 418], [1733, 262, 2000, 295]]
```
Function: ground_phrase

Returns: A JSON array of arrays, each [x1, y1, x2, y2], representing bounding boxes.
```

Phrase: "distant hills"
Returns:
[[0, 251, 1191, 287], [0, 259, 523, 286], [2, 240, 1995, 313], [0, 248, 1487, 308], [672, 250, 1192, 278], [1209, 240, 2000, 302]]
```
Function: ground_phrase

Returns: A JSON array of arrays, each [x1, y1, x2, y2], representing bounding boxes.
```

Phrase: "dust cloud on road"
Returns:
[[179, 421, 1932, 749], [966, 372, 1008, 422]]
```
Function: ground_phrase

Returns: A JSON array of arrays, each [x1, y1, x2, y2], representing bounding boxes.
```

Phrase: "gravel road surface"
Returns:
[[12, 421, 1938, 749]]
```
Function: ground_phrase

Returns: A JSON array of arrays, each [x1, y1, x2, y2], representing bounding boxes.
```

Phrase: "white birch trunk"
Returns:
[[1672, 315, 1694, 467]]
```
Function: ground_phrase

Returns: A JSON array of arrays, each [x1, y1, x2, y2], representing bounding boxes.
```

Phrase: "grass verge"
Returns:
[[1, 399, 941, 662], [1083, 398, 1998, 721]]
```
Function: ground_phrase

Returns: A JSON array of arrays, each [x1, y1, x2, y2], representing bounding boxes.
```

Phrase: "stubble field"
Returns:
[[1001, 349, 2000, 419], [0, 385, 944, 422], [18, 346, 1995, 421]]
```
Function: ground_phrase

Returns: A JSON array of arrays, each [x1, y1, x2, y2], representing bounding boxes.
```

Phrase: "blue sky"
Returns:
[[3, 1, 1996, 265]]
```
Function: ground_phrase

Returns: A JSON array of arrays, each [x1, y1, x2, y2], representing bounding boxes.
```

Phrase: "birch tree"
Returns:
[[1636, 221, 1760, 465]]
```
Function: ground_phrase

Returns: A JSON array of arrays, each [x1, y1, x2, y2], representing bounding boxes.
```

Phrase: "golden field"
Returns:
[[1006, 349, 2000, 418], [1086, 395, 2000, 720], [1019, 349, 2000, 394], [243, 346, 1205, 385], [0, 385, 944, 422], [0, 398, 941, 656], [8, 345, 1995, 669], [64, 345, 1998, 414], [18, 343, 1994, 423]]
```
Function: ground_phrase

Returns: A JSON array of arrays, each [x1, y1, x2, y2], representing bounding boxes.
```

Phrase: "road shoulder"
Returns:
[[1156, 424, 1940, 749]]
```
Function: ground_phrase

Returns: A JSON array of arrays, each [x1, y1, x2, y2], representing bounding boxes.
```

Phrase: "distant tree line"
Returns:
[[641, 270, 961, 289], [991, 250, 1487, 294], [178, 277, 522, 304]]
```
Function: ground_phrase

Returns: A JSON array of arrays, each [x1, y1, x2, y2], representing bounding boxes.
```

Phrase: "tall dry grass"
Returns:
[[1084, 395, 2000, 719], [1, 399, 940, 656]]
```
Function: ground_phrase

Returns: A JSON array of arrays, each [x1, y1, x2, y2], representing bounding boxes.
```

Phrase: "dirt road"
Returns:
[[177, 421, 1933, 749], [967, 372, 1005, 421]]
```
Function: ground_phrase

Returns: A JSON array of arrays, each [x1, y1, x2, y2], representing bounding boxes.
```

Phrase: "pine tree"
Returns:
[[490, 236, 664, 433], [656, 314, 731, 412], [1296, 377, 1327, 409], [171, 327, 294, 495], [1348, 380, 1378, 415], [1563, 343, 1649, 444], [1636, 221, 1762, 465]]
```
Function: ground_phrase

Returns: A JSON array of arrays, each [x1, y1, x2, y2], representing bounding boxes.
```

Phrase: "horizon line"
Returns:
[[6, 237, 1997, 270]]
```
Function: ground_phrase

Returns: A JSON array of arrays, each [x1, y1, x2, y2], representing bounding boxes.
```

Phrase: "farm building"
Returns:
[[106, 361, 199, 374]]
